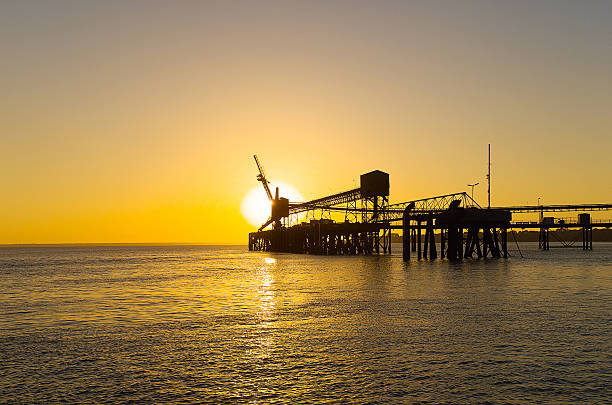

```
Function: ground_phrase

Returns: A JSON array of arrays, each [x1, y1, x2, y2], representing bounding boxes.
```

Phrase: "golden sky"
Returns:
[[1, 1, 611, 244]]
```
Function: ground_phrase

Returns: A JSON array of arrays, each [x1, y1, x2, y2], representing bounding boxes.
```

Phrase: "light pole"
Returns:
[[468, 182, 479, 201], [538, 197, 543, 223]]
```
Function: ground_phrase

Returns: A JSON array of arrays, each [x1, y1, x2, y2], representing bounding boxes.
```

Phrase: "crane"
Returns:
[[254, 154, 273, 202], [253, 155, 289, 231]]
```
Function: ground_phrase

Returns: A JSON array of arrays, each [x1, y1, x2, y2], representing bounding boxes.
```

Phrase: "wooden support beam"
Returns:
[[492, 228, 501, 258], [458, 228, 463, 261], [417, 224, 422, 260], [423, 224, 429, 260], [402, 209, 410, 262], [440, 229, 446, 259], [464, 228, 473, 259], [428, 217, 437, 260], [446, 226, 457, 260], [475, 229, 482, 258], [502, 228, 508, 258]]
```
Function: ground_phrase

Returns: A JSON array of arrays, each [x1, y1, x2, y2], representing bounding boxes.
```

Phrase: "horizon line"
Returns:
[[0, 243, 248, 247]]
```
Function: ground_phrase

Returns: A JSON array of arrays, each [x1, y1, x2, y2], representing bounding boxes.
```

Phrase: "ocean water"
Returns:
[[0, 243, 610, 404]]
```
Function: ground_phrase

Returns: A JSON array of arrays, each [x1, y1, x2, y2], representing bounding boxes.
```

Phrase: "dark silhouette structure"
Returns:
[[248, 156, 612, 260], [254, 155, 288, 231]]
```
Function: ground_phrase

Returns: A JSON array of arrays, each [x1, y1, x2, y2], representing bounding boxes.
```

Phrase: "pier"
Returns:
[[248, 156, 612, 260]]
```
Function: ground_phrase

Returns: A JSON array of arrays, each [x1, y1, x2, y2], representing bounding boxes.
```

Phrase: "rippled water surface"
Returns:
[[1, 244, 611, 403]]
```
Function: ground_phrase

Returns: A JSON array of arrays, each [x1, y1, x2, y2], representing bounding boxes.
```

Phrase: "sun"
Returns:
[[241, 182, 304, 227]]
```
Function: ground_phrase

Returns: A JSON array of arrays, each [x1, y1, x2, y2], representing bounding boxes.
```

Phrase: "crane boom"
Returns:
[[254, 155, 273, 201]]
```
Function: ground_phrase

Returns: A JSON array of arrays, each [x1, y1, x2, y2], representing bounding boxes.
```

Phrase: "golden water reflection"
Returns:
[[248, 257, 277, 360]]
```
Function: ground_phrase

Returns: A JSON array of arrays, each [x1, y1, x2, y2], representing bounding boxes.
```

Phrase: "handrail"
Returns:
[[496, 203, 612, 213], [511, 219, 612, 226]]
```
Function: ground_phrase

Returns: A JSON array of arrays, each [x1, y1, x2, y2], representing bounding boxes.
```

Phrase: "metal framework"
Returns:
[[390, 192, 481, 212], [248, 157, 612, 258], [288, 188, 361, 214]]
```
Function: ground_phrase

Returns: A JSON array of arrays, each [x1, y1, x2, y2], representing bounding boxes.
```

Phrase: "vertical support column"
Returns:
[[375, 230, 380, 254], [381, 228, 387, 254], [423, 224, 429, 260], [502, 227, 508, 258], [539, 228, 543, 250], [385, 228, 389, 254], [417, 222, 422, 260], [475, 228, 483, 258], [321, 233, 326, 255], [539, 227, 549, 250], [428, 216, 437, 260], [492, 228, 501, 258], [411, 229, 417, 251], [343, 233, 348, 254], [330, 232, 336, 255], [402, 208, 410, 262], [317, 222, 322, 255], [458, 228, 463, 261], [464, 228, 473, 259], [446, 226, 457, 260], [386, 227, 390, 254], [440, 228, 446, 259], [446, 227, 455, 260]]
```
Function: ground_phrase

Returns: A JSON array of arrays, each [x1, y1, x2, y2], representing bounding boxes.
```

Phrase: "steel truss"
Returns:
[[389, 192, 481, 212], [288, 188, 361, 215]]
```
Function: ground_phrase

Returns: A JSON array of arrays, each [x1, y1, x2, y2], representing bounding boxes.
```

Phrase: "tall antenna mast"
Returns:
[[487, 144, 491, 209]]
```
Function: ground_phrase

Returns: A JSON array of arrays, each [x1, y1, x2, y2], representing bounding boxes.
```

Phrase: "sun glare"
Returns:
[[241, 182, 304, 227]]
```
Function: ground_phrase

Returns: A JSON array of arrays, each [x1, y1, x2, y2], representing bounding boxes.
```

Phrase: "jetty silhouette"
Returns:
[[249, 153, 612, 260]]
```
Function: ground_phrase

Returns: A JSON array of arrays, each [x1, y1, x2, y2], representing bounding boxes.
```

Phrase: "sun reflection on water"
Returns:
[[248, 258, 277, 360], [256, 264, 275, 324]]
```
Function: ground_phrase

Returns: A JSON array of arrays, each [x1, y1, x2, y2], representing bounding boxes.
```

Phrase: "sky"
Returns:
[[1, 0, 611, 244]]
